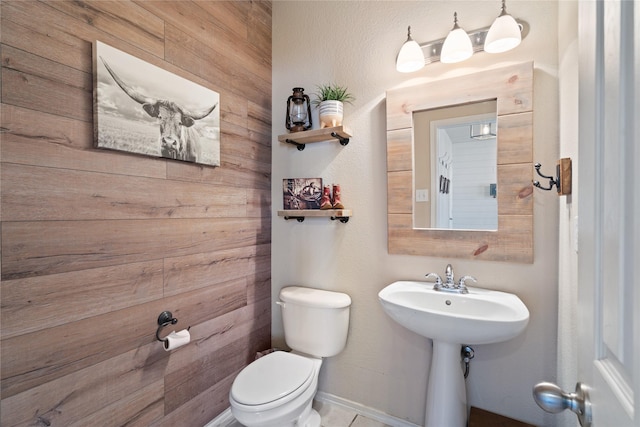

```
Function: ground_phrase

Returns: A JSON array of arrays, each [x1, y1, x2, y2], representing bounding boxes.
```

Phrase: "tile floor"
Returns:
[[315, 401, 392, 427], [225, 400, 392, 427]]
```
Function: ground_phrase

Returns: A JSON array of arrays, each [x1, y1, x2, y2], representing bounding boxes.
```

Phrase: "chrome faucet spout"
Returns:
[[445, 264, 454, 286]]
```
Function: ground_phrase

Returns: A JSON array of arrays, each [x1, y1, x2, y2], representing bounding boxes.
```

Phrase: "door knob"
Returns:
[[533, 382, 592, 427]]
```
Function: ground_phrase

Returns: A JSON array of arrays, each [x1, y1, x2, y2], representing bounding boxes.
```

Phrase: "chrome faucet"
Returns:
[[425, 264, 476, 294], [445, 264, 454, 287]]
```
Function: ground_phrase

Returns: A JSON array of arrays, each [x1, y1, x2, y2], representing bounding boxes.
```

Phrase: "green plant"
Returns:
[[312, 83, 355, 107]]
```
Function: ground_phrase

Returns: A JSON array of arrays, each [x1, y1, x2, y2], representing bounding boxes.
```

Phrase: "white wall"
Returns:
[[272, 2, 561, 425], [556, 1, 580, 426]]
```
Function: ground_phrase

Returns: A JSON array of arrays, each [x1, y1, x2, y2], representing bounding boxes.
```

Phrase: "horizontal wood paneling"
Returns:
[[2, 67, 92, 121], [1, 278, 247, 398], [2, 218, 269, 280], [1, 343, 166, 427], [386, 62, 534, 131], [1, 163, 249, 221], [45, 0, 166, 58], [1, 44, 92, 91], [140, 1, 271, 85], [386, 128, 412, 172], [0, 6, 92, 72], [1, 0, 271, 425], [496, 112, 534, 165], [164, 244, 270, 297], [387, 170, 412, 215], [388, 213, 533, 262], [1, 260, 164, 339]]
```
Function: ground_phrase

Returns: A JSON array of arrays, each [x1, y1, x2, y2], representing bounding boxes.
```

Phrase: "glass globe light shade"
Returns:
[[484, 5, 522, 53], [289, 102, 307, 124], [441, 19, 473, 64], [396, 26, 425, 73]]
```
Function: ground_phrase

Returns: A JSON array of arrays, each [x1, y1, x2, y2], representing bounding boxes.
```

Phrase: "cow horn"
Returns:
[[183, 102, 218, 121], [100, 57, 155, 106]]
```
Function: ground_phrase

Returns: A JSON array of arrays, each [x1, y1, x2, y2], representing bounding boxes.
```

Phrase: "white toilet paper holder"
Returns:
[[156, 311, 179, 342]]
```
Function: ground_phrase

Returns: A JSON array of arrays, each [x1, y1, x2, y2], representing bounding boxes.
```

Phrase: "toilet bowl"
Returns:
[[229, 351, 322, 427], [229, 286, 351, 427]]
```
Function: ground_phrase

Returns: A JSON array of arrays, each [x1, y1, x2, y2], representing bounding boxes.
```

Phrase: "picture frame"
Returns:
[[283, 178, 323, 210], [93, 41, 221, 166]]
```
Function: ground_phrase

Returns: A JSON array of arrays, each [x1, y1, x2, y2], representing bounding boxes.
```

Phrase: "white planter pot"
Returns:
[[318, 100, 344, 128]]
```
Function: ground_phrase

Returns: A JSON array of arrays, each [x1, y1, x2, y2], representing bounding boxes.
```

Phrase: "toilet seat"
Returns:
[[230, 351, 315, 408]]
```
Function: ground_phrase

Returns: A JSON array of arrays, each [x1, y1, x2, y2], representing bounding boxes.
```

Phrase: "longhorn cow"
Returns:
[[100, 57, 218, 162]]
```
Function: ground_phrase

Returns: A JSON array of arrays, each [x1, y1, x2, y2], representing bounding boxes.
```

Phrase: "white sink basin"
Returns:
[[378, 280, 529, 345], [379, 280, 530, 427]]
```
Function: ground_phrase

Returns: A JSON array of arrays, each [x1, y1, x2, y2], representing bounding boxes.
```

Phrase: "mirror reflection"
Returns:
[[413, 100, 497, 230]]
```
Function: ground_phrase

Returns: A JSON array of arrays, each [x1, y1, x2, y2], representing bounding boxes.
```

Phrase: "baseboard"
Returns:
[[203, 407, 235, 427], [314, 391, 421, 427], [204, 392, 420, 427]]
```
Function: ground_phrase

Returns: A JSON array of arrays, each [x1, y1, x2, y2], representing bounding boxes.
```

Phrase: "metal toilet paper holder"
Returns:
[[156, 311, 178, 342]]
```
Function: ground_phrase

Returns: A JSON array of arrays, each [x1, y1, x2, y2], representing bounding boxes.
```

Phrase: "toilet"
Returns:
[[229, 286, 351, 427]]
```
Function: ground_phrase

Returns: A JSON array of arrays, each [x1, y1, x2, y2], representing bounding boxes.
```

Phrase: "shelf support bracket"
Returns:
[[331, 216, 350, 223], [330, 132, 350, 146], [284, 216, 305, 222], [285, 139, 306, 151]]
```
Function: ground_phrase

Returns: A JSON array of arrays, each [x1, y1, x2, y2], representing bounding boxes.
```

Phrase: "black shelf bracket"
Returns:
[[330, 132, 350, 146], [331, 216, 350, 223], [284, 216, 305, 222], [285, 139, 306, 151]]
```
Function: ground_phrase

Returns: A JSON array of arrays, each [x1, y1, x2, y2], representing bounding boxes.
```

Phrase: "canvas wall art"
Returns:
[[283, 178, 323, 210], [93, 41, 220, 166]]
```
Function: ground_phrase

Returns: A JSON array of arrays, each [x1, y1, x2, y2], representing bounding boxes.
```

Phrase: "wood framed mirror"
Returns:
[[386, 62, 534, 263]]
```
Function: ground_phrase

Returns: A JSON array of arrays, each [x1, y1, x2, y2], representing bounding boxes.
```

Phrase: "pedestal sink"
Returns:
[[378, 280, 529, 427]]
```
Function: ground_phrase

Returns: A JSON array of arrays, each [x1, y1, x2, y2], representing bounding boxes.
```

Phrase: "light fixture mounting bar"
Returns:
[[419, 19, 529, 65]]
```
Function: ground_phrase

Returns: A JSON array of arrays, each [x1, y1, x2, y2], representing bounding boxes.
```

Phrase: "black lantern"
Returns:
[[286, 87, 312, 132]]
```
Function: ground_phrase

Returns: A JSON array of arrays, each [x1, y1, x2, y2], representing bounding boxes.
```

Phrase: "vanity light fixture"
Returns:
[[441, 12, 473, 64], [484, 0, 522, 53], [470, 122, 496, 140], [396, 26, 426, 73], [395, 0, 528, 72]]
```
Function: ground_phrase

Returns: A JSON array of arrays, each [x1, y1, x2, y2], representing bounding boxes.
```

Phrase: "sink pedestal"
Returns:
[[425, 341, 467, 427], [378, 281, 530, 427]]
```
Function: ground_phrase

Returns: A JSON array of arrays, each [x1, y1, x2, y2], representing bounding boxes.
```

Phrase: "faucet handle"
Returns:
[[457, 275, 477, 288], [425, 273, 443, 286]]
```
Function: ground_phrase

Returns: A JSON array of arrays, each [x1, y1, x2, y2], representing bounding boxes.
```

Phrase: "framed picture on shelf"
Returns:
[[283, 178, 323, 210]]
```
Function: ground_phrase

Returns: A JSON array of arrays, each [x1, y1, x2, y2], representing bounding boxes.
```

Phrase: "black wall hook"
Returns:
[[156, 311, 178, 342], [533, 158, 572, 195], [533, 163, 558, 191]]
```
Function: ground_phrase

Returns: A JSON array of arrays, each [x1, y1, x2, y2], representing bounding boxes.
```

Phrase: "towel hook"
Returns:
[[156, 311, 178, 342], [533, 163, 558, 191], [533, 158, 572, 195]]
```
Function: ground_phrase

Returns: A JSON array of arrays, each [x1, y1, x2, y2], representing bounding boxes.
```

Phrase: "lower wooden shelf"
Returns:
[[277, 209, 352, 223]]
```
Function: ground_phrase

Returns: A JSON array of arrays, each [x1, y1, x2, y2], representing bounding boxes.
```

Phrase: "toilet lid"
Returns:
[[231, 351, 314, 406]]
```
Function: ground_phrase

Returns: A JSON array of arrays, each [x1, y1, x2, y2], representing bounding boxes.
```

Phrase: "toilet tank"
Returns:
[[279, 286, 351, 358]]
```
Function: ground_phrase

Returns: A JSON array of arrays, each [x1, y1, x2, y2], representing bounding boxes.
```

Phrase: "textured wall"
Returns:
[[272, 1, 560, 426], [0, 1, 271, 425]]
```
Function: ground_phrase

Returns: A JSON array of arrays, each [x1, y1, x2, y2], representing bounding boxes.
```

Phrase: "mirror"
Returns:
[[386, 62, 534, 263], [413, 100, 498, 230]]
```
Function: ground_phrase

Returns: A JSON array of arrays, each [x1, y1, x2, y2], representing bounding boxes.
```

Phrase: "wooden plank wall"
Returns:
[[0, 1, 272, 426]]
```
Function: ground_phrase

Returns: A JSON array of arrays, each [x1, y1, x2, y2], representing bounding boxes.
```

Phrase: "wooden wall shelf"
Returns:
[[277, 209, 352, 223], [278, 126, 352, 151]]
